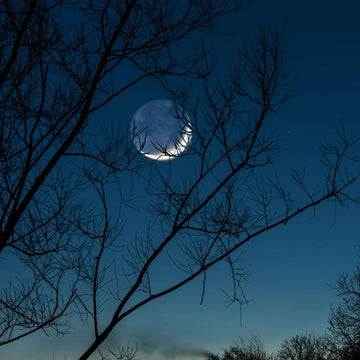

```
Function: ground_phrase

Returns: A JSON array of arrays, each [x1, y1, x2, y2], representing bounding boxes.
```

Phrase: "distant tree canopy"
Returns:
[[327, 265, 360, 360], [217, 258, 360, 360], [277, 333, 327, 360], [220, 336, 273, 360]]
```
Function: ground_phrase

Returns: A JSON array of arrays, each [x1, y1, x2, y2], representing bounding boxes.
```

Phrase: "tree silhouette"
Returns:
[[277, 333, 328, 360], [327, 265, 360, 360], [220, 335, 273, 360], [0, 1, 360, 359], [0, 0, 246, 349]]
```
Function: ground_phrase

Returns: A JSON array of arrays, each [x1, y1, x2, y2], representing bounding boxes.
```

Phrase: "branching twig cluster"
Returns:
[[0, 1, 359, 360]]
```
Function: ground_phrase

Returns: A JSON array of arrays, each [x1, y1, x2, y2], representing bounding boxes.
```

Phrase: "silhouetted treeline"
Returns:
[[215, 262, 360, 360]]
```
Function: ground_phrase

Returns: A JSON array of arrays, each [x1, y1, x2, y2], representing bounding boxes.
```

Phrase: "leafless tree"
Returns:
[[0, 1, 360, 360], [326, 264, 360, 360], [220, 335, 273, 360], [0, 0, 246, 350], [277, 333, 328, 360]]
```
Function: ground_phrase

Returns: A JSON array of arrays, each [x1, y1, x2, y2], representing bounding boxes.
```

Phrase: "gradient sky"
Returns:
[[2, 1, 360, 359]]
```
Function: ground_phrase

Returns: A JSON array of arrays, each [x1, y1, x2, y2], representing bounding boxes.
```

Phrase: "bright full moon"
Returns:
[[131, 99, 192, 161]]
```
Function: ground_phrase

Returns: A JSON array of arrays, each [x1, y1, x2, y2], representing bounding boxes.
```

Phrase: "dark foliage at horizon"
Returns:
[[214, 261, 360, 360]]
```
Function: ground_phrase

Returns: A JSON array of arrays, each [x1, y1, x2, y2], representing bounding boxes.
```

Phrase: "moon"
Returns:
[[131, 99, 192, 161]]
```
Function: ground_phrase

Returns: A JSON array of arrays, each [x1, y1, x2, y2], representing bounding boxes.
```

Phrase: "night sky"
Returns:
[[2, 1, 360, 359]]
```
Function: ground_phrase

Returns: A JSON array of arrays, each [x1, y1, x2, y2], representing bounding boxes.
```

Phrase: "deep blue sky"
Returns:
[[2, 1, 360, 359]]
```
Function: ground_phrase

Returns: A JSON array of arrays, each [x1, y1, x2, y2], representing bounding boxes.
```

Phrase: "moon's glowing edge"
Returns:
[[139, 125, 192, 161]]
